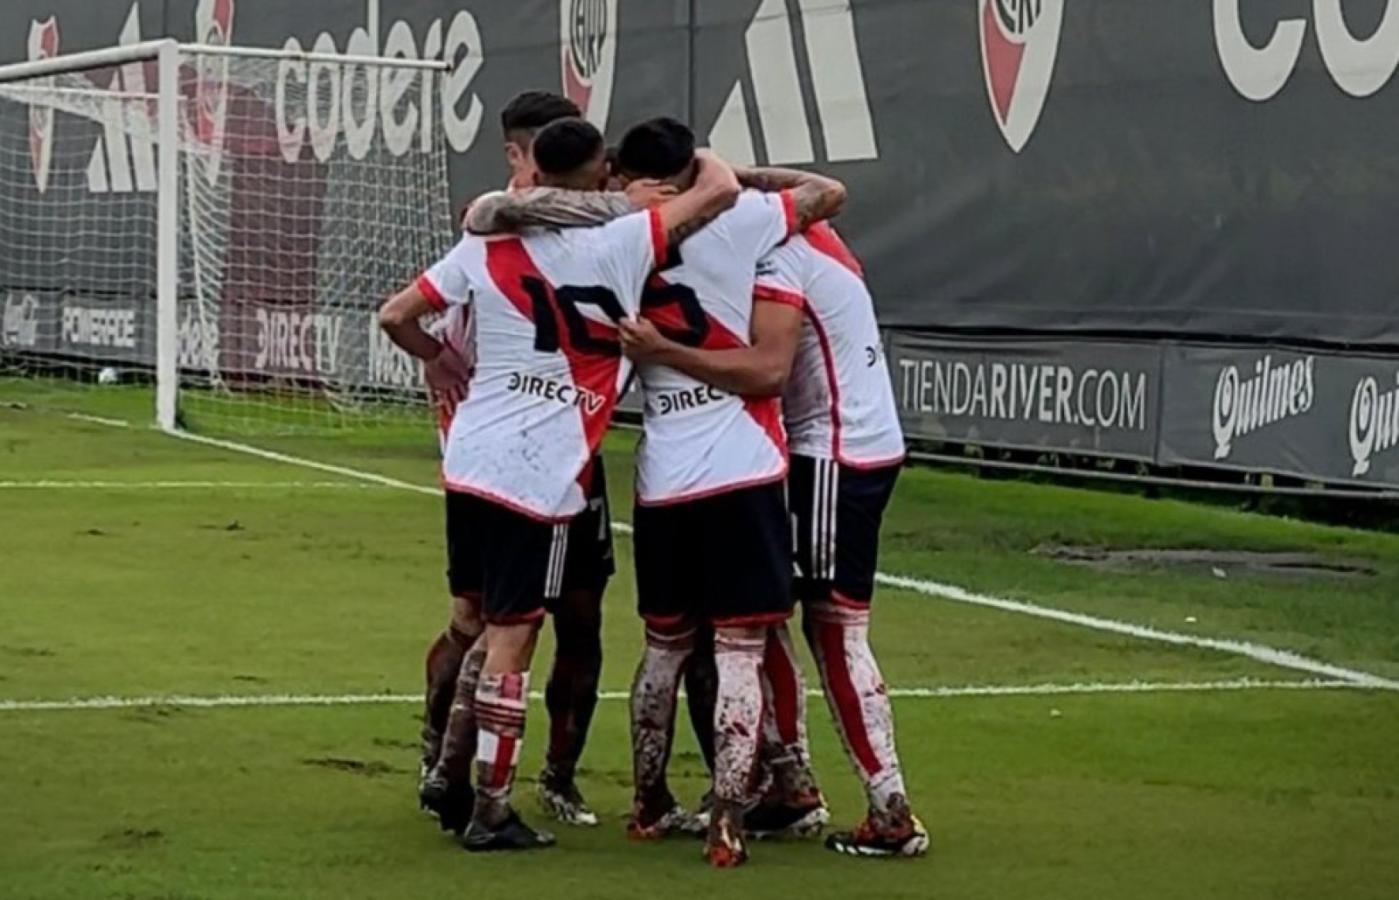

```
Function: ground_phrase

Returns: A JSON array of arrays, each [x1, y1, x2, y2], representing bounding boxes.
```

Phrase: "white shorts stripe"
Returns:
[[808, 459, 839, 581], [545, 523, 568, 599], [822, 461, 833, 582]]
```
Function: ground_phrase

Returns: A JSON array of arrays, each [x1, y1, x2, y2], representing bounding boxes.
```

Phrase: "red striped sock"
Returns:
[[807, 600, 908, 815], [473, 671, 529, 820]]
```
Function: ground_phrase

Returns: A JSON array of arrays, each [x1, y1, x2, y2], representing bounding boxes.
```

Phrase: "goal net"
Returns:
[[0, 40, 453, 434]]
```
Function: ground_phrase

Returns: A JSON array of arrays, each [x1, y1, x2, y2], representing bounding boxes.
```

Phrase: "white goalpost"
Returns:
[[0, 40, 453, 434]]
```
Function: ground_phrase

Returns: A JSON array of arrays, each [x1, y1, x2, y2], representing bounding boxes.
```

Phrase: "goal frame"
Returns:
[[0, 40, 448, 431]]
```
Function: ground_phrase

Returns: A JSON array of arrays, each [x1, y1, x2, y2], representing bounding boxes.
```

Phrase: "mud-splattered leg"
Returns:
[[629, 620, 694, 825]]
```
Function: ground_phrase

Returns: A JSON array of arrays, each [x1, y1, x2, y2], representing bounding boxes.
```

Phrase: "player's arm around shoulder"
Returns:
[[733, 164, 847, 232], [463, 183, 673, 235], [654, 150, 742, 249]]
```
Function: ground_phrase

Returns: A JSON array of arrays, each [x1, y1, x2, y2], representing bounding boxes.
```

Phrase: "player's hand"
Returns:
[[625, 179, 679, 208], [425, 342, 472, 406], [694, 149, 740, 194], [618, 317, 671, 362]]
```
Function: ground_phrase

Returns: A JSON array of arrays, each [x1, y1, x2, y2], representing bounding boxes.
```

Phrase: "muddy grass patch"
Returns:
[[1033, 546, 1377, 579]]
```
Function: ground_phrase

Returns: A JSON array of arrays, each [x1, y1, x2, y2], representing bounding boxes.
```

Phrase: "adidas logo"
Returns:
[[707, 0, 878, 165]]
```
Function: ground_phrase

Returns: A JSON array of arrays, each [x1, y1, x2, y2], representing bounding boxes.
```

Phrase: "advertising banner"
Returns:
[[888, 332, 1161, 461], [2, 0, 1398, 347], [1159, 345, 1399, 489]]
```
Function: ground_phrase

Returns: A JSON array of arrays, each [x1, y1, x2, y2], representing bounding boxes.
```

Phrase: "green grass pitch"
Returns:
[[2, 382, 1398, 899]]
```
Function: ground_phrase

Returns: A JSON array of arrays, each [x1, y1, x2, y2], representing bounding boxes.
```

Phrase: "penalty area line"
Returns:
[[74, 423, 1399, 693], [0, 678, 1371, 714]]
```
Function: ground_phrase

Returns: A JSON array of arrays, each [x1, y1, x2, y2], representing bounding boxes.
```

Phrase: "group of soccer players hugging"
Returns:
[[377, 90, 926, 867]]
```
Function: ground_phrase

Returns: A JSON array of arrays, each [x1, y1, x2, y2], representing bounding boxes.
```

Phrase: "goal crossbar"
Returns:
[[0, 41, 448, 84]]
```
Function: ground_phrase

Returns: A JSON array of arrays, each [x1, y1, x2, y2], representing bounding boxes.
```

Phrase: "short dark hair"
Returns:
[[532, 117, 605, 177], [617, 117, 695, 179], [500, 91, 581, 139]]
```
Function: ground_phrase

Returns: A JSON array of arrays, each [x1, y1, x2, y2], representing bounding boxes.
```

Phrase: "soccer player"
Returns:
[[463, 118, 845, 866], [618, 219, 930, 859], [418, 90, 621, 832], [379, 117, 740, 851], [615, 118, 844, 867]]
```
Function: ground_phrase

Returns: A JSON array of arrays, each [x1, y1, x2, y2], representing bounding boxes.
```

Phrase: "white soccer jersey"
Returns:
[[754, 222, 905, 467], [634, 189, 798, 505], [419, 205, 664, 520], [431, 304, 476, 448]]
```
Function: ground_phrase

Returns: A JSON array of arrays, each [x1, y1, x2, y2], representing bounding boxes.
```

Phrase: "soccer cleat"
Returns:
[[693, 790, 714, 831], [461, 809, 556, 852], [704, 802, 749, 868], [824, 815, 930, 859], [418, 770, 475, 836], [536, 770, 599, 827], [744, 793, 830, 840], [627, 803, 706, 841]]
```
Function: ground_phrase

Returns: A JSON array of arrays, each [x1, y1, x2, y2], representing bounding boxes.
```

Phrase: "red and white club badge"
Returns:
[[560, 0, 617, 131], [193, 0, 235, 185], [27, 16, 60, 194], [978, 0, 1064, 153]]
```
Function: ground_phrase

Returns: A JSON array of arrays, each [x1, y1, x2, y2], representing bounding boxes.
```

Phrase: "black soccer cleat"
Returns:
[[462, 809, 556, 852], [419, 770, 475, 836], [824, 815, 930, 859], [537, 768, 599, 827], [744, 794, 830, 839]]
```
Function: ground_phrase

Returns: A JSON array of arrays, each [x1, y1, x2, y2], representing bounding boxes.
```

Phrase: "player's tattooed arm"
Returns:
[[655, 150, 741, 249], [464, 181, 678, 235], [463, 188, 634, 235], [733, 164, 847, 231]]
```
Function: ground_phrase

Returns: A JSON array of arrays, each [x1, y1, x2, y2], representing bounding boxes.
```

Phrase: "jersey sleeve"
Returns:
[[754, 242, 807, 308], [729, 189, 799, 260], [416, 236, 475, 311], [598, 207, 665, 314]]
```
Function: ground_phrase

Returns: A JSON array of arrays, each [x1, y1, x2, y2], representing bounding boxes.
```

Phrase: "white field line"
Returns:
[[0, 480, 393, 490], [37, 423, 1399, 693], [66, 412, 131, 428], [874, 573, 1399, 690], [0, 678, 1372, 714]]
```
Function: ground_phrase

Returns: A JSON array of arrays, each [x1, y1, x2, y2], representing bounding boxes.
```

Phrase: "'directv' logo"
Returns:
[[978, 0, 1064, 153]]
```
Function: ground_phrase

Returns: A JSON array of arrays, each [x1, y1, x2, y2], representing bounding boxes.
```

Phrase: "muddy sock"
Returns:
[[713, 631, 766, 806], [630, 623, 693, 818]]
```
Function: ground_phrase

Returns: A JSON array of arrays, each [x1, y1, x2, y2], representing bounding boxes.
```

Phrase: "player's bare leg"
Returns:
[[706, 627, 767, 868], [628, 618, 704, 839], [463, 620, 555, 852], [538, 586, 603, 826], [746, 623, 829, 839], [684, 625, 718, 773], [804, 596, 928, 858], [421, 594, 483, 770], [682, 625, 718, 825], [420, 594, 485, 834]]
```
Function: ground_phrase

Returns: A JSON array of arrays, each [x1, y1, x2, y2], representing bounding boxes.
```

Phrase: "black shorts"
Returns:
[[566, 458, 615, 592], [445, 459, 614, 623], [789, 455, 900, 605], [633, 479, 793, 627]]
